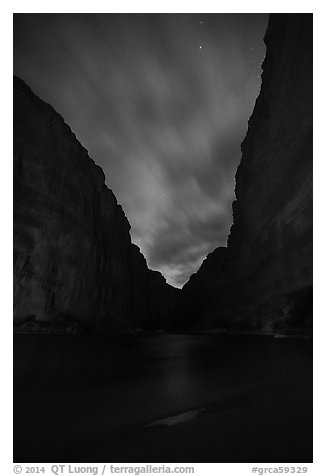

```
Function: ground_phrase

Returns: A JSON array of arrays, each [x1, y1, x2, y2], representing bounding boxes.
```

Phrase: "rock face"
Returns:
[[14, 76, 179, 333], [182, 14, 312, 333]]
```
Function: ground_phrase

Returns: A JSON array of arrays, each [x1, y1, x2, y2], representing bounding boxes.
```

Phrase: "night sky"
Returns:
[[14, 13, 268, 288]]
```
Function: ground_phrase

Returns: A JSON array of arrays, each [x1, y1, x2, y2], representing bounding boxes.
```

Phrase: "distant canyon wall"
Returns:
[[182, 14, 312, 333], [13, 76, 179, 332]]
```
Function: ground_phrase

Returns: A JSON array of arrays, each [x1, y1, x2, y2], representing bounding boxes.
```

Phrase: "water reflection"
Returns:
[[14, 333, 312, 462]]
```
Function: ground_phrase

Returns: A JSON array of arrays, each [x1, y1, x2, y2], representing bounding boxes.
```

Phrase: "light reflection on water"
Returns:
[[14, 333, 312, 429], [14, 333, 312, 462]]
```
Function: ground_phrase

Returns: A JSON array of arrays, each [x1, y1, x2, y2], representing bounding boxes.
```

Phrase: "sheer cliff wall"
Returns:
[[182, 14, 312, 332], [13, 76, 179, 332]]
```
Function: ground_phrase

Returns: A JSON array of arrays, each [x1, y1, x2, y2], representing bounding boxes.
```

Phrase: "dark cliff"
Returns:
[[13, 76, 179, 333], [182, 14, 312, 333]]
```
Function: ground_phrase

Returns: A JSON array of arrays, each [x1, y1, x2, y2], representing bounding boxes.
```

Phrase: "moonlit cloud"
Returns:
[[14, 13, 268, 287]]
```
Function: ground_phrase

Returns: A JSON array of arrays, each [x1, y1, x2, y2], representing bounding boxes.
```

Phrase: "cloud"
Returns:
[[14, 13, 268, 287]]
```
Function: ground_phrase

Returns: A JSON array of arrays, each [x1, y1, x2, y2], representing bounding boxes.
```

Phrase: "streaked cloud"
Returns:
[[14, 13, 268, 287]]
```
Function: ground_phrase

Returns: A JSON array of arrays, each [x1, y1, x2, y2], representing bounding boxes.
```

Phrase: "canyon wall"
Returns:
[[182, 14, 313, 333], [13, 76, 179, 333]]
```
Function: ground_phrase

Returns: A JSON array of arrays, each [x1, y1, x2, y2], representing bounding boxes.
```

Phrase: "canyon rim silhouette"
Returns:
[[13, 13, 312, 463]]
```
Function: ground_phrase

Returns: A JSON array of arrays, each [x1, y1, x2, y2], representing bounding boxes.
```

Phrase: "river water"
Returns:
[[14, 333, 312, 462]]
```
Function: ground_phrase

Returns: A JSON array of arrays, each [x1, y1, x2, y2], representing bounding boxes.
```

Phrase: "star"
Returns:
[[199, 45, 203, 50]]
